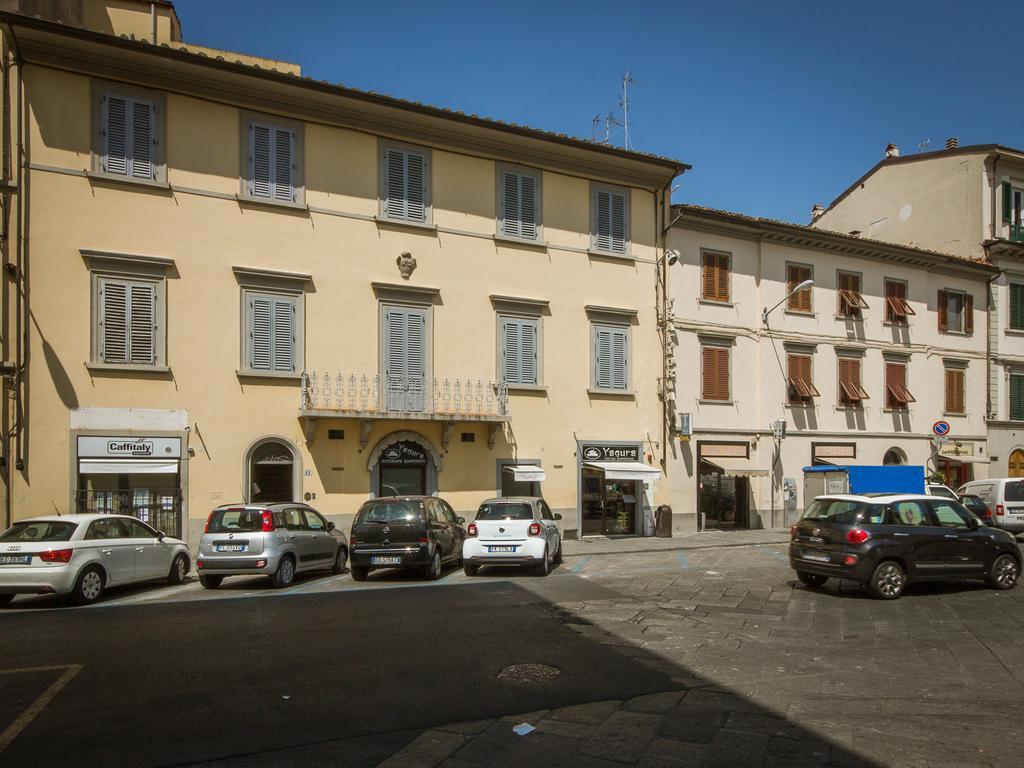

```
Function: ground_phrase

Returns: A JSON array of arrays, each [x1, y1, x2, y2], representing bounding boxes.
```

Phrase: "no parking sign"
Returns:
[[932, 420, 951, 437]]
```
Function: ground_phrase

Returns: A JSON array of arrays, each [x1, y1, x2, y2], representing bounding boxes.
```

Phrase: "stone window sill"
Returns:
[[236, 194, 308, 212], [86, 170, 169, 190], [587, 388, 635, 398], [374, 215, 437, 233], [236, 370, 303, 381], [699, 299, 734, 308], [587, 250, 634, 262], [494, 233, 548, 249], [87, 362, 170, 373], [506, 384, 547, 393]]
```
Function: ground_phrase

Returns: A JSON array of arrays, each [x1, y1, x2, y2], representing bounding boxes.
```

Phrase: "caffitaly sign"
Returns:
[[580, 443, 640, 462], [77, 436, 182, 459]]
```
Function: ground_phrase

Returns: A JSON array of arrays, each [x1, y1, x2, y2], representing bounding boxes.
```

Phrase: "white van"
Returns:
[[957, 479, 1024, 534]]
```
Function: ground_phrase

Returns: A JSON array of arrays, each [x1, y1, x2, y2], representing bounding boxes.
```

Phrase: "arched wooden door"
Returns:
[[1009, 449, 1024, 478]]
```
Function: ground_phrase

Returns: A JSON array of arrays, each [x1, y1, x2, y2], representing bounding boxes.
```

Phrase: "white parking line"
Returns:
[[0, 664, 82, 753]]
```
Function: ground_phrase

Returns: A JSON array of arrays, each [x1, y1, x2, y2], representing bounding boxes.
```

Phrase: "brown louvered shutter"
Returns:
[[703, 346, 729, 400], [702, 253, 717, 301], [717, 254, 730, 302], [717, 348, 730, 400], [788, 354, 800, 403], [945, 368, 965, 413], [702, 346, 716, 399], [964, 293, 974, 335], [937, 290, 949, 331], [787, 265, 811, 312]]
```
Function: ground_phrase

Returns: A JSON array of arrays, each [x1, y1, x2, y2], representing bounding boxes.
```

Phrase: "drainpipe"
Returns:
[[0, 30, 9, 530], [150, 3, 157, 44]]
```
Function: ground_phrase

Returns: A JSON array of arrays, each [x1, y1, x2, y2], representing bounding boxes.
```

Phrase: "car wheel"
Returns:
[[350, 566, 369, 582], [552, 539, 563, 566], [270, 555, 296, 588], [534, 546, 550, 577], [868, 560, 905, 600], [424, 549, 442, 581], [167, 554, 189, 585], [71, 566, 105, 606], [986, 553, 1020, 590], [463, 562, 479, 577], [0, 594, 14, 607], [331, 546, 348, 575], [796, 571, 827, 588], [199, 575, 223, 589]]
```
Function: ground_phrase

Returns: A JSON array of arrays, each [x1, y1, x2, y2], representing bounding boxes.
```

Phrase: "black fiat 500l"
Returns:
[[348, 496, 466, 582], [789, 494, 1021, 600]]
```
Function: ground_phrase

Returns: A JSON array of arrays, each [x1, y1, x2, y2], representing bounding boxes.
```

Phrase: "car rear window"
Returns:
[[476, 503, 533, 521], [1004, 481, 1024, 502], [356, 501, 423, 524], [206, 508, 265, 533], [0, 521, 78, 542], [802, 500, 874, 524]]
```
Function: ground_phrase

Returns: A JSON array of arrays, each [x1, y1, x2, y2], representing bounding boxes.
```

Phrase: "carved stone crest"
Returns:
[[396, 251, 417, 280]]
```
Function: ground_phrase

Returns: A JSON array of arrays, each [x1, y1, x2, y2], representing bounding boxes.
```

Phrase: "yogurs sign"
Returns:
[[579, 444, 640, 462]]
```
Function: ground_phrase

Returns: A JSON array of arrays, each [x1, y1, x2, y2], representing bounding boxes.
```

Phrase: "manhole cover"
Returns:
[[496, 663, 561, 683]]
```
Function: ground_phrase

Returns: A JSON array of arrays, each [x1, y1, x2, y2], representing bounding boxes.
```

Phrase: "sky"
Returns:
[[173, 0, 1021, 224]]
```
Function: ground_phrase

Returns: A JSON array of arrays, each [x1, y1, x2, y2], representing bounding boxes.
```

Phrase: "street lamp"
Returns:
[[762, 279, 813, 325]]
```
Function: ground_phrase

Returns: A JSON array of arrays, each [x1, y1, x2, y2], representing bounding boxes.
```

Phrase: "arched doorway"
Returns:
[[883, 448, 906, 466], [246, 438, 298, 503], [367, 431, 442, 497], [1010, 449, 1024, 478]]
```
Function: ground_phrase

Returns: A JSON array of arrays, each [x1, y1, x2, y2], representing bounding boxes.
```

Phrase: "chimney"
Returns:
[[885, 143, 900, 158], [811, 203, 825, 221], [946, 137, 959, 149]]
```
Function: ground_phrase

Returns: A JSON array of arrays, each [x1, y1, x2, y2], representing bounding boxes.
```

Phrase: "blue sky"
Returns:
[[174, 0, 1020, 224]]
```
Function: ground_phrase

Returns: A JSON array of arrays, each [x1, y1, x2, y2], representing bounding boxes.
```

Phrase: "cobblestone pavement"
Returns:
[[377, 544, 1024, 768]]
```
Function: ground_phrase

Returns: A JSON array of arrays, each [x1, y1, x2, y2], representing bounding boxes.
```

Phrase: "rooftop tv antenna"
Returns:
[[592, 114, 602, 142], [604, 112, 623, 144], [620, 71, 635, 150], [590, 72, 637, 148], [917, 138, 931, 153]]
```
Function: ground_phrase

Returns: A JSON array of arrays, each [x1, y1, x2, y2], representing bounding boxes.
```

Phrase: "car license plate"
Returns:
[[488, 545, 517, 553], [371, 556, 401, 565], [215, 544, 246, 553], [0, 554, 31, 565], [802, 552, 829, 563]]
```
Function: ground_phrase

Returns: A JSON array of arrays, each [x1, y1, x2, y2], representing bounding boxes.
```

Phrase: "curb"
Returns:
[[561, 538, 791, 558]]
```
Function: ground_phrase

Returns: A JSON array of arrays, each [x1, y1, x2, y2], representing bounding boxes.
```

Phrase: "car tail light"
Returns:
[[196, 559, 204, 569], [418, 538, 429, 544], [260, 510, 275, 532], [349, 536, 357, 547], [468, 522, 478, 537], [843, 554, 859, 566], [846, 529, 870, 545], [997, 504, 1005, 517], [39, 549, 73, 564], [789, 524, 798, 540], [255, 559, 267, 568], [204, 512, 215, 534], [528, 522, 541, 536]]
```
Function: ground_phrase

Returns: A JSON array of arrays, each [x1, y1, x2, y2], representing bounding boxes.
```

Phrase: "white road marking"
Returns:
[[0, 664, 82, 753]]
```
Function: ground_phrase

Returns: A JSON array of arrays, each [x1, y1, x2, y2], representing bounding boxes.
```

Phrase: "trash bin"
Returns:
[[654, 504, 673, 538]]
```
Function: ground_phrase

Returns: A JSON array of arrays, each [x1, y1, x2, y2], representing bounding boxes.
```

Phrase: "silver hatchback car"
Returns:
[[196, 503, 348, 589]]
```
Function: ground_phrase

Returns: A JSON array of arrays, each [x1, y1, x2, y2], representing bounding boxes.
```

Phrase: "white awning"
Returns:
[[503, 465, 546, 482], [939, 455, 991, 465], [78, 459, 179, 475], [584, 461, 661, 481], [701, 458, 769, 477]]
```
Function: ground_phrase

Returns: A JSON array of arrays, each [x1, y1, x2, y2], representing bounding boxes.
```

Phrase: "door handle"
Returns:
[[287, 535, 296, 540], [944, 534, 958, 539], [102, 549, 112, 555], [893, 533, 909, 537], [136, 547, 145, 552]]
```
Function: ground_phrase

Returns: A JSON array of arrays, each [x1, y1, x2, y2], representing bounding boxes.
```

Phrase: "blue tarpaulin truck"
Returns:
[[802, 464, 925, 506]]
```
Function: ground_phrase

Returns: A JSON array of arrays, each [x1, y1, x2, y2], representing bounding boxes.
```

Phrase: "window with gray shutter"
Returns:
[[1011, 375, 1024, 421], [592, 185, 628, 255], [248, 122, 296, 202], [593, 324, 629, 390], [98, 277, 157, 365], [383, 306, 428, 411], [499, 169, 539, 240], [101, 93, 157, 180], [247, 293, 297, 372], [383, 146, 428, 222], [500, 316, 539, 385]]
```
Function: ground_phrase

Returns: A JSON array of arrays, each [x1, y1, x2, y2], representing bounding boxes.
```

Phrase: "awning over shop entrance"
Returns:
[[584, 461, 661, 481], [503, 465, 546, 482], [939, 455, 991, 465], [78, 459, 179, 475], [700, 458, 769, 477]]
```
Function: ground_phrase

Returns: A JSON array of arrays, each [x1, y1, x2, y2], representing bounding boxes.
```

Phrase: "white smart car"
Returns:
[[0, 514, 191, 606], [462, 497, 562, 577]]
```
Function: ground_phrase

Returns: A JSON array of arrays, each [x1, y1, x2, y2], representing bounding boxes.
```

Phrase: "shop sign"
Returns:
[[698, 442, 748, 459], [77, 436, 181, 459], [579, 444, 640, 463], [380, 441, 427, 466], [812, 442, 857, 461], [938, 441, 973, 459]]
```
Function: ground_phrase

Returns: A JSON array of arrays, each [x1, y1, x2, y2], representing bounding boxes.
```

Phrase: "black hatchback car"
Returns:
[[790, 494, 1021, 599], [349, 496, 466, 581]]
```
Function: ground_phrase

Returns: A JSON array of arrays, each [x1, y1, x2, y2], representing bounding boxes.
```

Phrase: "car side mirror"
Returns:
[[966, 516, 980, 530], [156, 531, 166, 540], [457, 516, 465, 524], [554, 513, 562, 521], [327, 522, 336, 531]]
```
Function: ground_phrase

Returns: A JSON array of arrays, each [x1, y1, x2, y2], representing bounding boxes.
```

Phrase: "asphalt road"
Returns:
[[0, 568, 675, 767]]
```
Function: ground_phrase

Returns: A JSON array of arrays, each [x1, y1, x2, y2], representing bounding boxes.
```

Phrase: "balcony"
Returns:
[[1012, 223, 1024, 243], [299, 371, 509, 447]]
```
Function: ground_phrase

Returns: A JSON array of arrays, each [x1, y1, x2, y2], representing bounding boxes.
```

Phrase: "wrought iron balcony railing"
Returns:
[[299, 371, 509, 421], [1011, 223, 1024, 243]]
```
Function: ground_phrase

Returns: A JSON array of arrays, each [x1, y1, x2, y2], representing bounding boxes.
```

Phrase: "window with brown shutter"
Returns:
[[837, 357, 869, 405], [787, 353, 819, 403], [702, 345, 730, 401], [885, 361, 915, 409], [884, 279, 914, 323], [938, 290, 971, 333], [937, 290, 949, 331], [836, 272, 868, 318], [944, 367, 965, 414], [964, 293, 974, 335], [787, 264, 813, 312], [702, 251, 730, 303]]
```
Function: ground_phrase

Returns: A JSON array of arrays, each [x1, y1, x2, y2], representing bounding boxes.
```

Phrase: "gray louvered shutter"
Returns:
[[250, 123, 272, 199], [406, 152, 426, 222], [130, 99, 156, 180], [249, 295, 273, 370], [519, 174, 537, 240], [502, 171, 521, 238], [405, 309, 425, 410], [609, 192, 626, 253], [100, 279, 128, 363], [1012, 376, 1024, 420], [103, 94, 129, 176], [610, 327, 628, 389], [128, 282, 156, 364], [520, 319, 537, 384], [502, 317, 521, 383], [594, 327, 613, 389], [594, 190, 611, 252], [273, 128, 295, 202], [384, 148, 407, 219], [272, 297, 295, 371]]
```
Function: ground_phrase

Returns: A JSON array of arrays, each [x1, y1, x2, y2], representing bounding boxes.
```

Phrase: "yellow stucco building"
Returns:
[[0, 1, 686, 543]]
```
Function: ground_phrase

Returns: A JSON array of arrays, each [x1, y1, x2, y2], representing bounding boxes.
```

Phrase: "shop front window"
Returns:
[[581, 467, 638, 535]]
